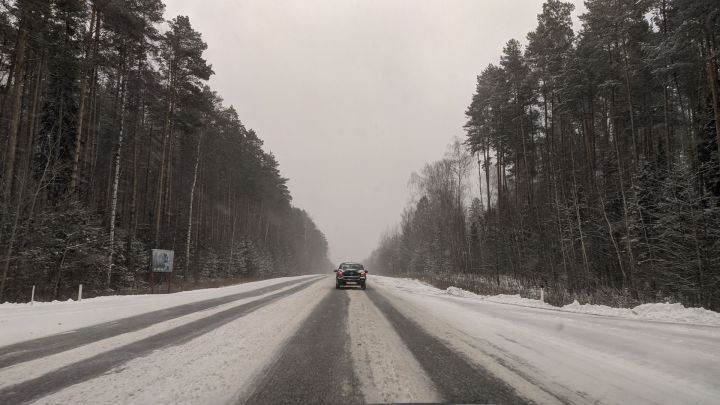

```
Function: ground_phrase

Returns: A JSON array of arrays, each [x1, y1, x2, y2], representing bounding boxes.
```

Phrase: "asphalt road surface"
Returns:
[[1, 275, 719, 405]]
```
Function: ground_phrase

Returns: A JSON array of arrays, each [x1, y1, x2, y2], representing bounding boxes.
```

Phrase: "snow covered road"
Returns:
[[1, 275, 719, 404]]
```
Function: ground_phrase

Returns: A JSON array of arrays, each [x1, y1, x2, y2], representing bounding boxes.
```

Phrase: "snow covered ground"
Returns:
[[445, 286, 720, 325], [383, 276, 720, 325], [1, 274, 719, 404], [25, 278, 329, 405], [373, 275, 720, 404], [0, 275, 318, 346]]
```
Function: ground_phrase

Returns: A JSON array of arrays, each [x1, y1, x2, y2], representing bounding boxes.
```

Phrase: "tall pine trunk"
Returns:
[[107, 77, 127, 289], [70, 6, 97, 193], [704, 31, 720, 155], [3, 19, 28, 200], [185, 132, 203, 284], [154, 72, 175, 246]]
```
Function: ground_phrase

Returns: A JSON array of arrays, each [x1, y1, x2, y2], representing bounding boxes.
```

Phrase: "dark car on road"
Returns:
[[334, 262, 367, 290]]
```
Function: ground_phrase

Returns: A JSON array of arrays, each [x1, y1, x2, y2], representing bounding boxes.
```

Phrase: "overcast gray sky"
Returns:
[[163, 0, 585, 265]]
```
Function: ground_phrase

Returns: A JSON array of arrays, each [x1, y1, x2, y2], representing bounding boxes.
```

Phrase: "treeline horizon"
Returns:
[[368, 0, 720, 310], [0, 0, 331, 302]]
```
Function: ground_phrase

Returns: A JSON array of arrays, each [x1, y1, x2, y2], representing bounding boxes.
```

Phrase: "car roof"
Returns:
[[339, 262, 362, 265]]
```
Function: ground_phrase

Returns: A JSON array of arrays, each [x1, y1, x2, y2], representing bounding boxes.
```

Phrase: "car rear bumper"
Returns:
[[337, 277, 365, 285]]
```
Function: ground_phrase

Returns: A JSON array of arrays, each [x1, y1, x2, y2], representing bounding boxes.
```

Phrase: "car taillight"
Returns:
[[360, 271, 366, 278], [337, 270, 343, 279]]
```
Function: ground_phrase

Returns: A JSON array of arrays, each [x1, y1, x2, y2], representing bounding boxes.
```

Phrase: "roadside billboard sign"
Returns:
[[152, 249, 174, 273]]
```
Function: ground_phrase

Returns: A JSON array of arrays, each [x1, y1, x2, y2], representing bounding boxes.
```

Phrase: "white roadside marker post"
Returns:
[[78, 284, 83, 301], [30, 285, 35, 306], [540, 286, 544, 303]]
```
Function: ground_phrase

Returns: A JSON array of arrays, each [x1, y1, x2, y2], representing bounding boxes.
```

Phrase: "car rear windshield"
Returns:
[[340, 263, 364, 270]]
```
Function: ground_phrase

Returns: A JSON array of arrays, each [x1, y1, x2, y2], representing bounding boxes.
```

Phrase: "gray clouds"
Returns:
[[163, 0, 585, 264]]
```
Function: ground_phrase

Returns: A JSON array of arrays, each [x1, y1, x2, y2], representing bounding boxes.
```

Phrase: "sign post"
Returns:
[[151, 249, 174, 294]]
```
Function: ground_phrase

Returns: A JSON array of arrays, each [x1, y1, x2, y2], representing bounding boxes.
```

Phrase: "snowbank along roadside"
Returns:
[[373, 276, 720, 326]]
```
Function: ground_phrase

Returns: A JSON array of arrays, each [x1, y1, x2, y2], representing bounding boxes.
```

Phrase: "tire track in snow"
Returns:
[[27, 277, 333, 405], [346, 288, 442, 403], [0, 278, 320, 405], [0, 277, 320, 368], [242, 285, 363, 405], [366, 288, 532, 404], [0, 281, 325, 391]]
